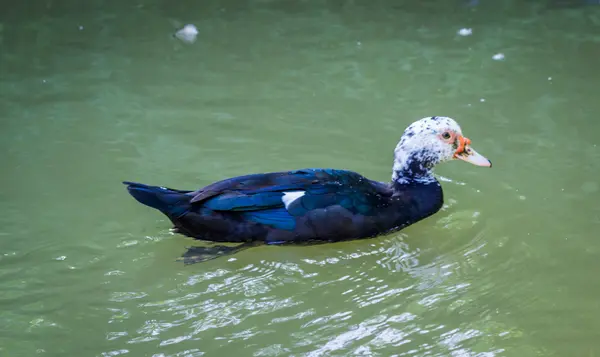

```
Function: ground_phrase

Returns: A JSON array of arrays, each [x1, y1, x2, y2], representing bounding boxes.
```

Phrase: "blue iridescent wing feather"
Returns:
[[192, 168, 391, 230]]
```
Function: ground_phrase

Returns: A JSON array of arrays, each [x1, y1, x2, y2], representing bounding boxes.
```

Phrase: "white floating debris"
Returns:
[[492, 53, 505, 61], [227, 258, 237, 262], [548, 77, 552, 81], [175, 24, 198, 44], [79, 26, 84, 30], [480, 98, 485, 102], [55, 256, 66, 261], [105, 270, 125, 276], [457, 28, 473, 36]]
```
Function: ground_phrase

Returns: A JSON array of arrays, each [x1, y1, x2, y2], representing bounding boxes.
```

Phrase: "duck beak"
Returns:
[[453, 136, 492, 167]]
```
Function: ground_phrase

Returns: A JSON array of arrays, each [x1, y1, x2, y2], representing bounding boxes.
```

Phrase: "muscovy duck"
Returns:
[[124, 116, 491, 263]]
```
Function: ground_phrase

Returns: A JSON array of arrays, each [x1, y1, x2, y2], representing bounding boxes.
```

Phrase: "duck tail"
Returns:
[[123, 181, 192, 218]]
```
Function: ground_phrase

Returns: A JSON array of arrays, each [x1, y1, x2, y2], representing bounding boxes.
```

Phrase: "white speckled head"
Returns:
[[392, 116, 491, 183]]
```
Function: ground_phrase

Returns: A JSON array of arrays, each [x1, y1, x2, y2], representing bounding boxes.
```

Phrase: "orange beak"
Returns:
[[453, 135, 492, 167]]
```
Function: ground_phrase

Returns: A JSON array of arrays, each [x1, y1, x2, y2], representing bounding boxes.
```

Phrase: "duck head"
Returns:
[[392, 116, 491, 183]]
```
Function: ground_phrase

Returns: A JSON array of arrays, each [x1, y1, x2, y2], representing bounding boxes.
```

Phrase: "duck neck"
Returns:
[[391, 152, 436, 185]]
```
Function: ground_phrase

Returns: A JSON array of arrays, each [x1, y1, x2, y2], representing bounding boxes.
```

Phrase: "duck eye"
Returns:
[[442, 132, 451, 140]]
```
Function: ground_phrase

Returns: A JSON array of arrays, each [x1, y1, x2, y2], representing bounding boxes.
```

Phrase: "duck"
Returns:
[[123, 116, 491, 263]]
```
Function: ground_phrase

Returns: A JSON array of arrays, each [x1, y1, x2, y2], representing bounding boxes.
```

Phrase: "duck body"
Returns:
[[124, 116, 491, 262], [124, 168, 444, 244]]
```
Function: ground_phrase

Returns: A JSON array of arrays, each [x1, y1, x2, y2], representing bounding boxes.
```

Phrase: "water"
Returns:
[[2, 0, 600, 356]]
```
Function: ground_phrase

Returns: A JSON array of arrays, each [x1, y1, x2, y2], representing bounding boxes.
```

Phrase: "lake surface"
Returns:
[[2, 0, 600, 356]]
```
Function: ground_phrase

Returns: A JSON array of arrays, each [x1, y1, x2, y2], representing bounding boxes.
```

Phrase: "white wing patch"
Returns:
[[281, 191, 305, 209]]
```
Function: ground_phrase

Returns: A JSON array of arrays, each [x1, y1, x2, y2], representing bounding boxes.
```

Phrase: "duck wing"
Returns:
[[190, 168, 393, 230]]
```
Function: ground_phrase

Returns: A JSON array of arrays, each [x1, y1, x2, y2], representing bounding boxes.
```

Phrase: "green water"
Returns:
[[2, 0, 600, 356]]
